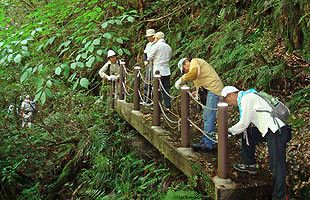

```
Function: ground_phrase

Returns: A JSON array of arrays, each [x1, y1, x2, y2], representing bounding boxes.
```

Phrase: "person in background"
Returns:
[[20, 95, 35, 128], [98, 49, 120, 81], [175, 58, 223, 151], [221, 86, 291, 200], [143, 29, 155, 104], [146, 31, 172, 109]]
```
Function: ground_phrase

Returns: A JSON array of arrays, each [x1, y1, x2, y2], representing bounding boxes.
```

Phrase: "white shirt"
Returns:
[[144, 42, 153, 59], [148, 39, 172, 76], [229, 92, 285, 136], [98, 61, 120, 79]]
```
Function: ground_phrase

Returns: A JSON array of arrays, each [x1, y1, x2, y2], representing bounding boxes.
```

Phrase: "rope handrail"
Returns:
[[158, 102, 181, 130], [122, 64, 134, 76], [158, 102, 180, 124], [187, 119, 218, 143], [138, 90, 153, 105], [158, 79, 180, 100], [187, 91, 217, 111], [138, 71, 152, 85], [122, 82, 133, 96]]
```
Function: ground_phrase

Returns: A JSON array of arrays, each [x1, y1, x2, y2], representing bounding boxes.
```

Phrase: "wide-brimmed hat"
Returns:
[[145, 29, 155, 37], [107, 50, 116, 58]]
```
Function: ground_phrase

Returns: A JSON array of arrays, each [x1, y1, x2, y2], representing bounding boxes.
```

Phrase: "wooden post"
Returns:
[[217, 102, 229, 179], [152, 71, 161, 126], [118, 60, 125, 100], [180, 85, 190, 147], [110, 78, 115, 109], [133, 65, 140, 111]]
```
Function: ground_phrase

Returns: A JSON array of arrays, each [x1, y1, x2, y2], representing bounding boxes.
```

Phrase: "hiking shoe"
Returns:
[[233, 163, 257, 175], [191, 143, 216, 152]]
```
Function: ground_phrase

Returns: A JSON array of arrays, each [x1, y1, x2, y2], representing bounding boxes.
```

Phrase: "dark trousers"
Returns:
[[160, 75, 171, 108], [241, 126, 291, 200]]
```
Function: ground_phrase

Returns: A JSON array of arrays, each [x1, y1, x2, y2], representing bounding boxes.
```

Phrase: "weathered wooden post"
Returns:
[[180, 85, 190, 147], [110, 77, 115, 109], [152, 71, 161, 126], [217, 102, 229, 179], [118, 60, 125, 100], [133, 64, 140, 111]]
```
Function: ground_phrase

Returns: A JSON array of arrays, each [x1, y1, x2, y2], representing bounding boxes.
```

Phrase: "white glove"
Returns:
[[107, 75, 112, 81], [192, 91, 198, 101], [144, 61, 149, 66], [174, 78, 182, 89], [110, 75, 117, 81]]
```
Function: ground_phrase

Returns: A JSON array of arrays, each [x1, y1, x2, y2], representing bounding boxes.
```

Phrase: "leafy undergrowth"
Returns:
[[1, 92, 212, 199], [0, 0, 309, 199]]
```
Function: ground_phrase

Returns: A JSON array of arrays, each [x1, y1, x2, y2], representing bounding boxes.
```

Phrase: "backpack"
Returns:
[[255, 91, 290, 123]]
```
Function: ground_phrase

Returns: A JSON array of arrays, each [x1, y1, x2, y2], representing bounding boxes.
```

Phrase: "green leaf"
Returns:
[[76, 62, 84, 68], [103, 32, 112, 39], [73, 78, 79, 90], [80, 78, 89, 88], [34, 91, 42, 102], [97, 49, 103, 55], [40, 91, 46, 105], [93, 38, 101, 45], [101, 21, 109, 29], [86, 56, 95, 67], [55, 67, 62, 75], [20, 71, 29, 83], [76, 54, 82, 61], [46, 80, 52, 87], [21, 40, 28, 45], [70, 62, 77, 69], [14, 54, 22, 63], [88, 44, 94, 52], [116, 38, 123, 44], [47, 36, 56, 45], [117, 48, 123, 55], [127, 16, 134, 23], [36, 77, 45, 88], [81, 52, 88, 59], [123, 48, 131, 55]]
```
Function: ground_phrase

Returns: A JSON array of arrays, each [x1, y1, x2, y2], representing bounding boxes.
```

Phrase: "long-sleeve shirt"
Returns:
[[148, 39, 172, 76], [98, 61, 120, 79], [229, 92, 285, 136], [181, 58, 223, 96], [144, 42, 153, 60]]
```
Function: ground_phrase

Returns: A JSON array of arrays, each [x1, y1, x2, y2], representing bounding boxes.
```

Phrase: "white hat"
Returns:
[[154, 31, 164, 39], [145, 29, 155, 37], [178, 58, 187, 73], [107, 50, 116, 58], [221, 86, 239, 97]]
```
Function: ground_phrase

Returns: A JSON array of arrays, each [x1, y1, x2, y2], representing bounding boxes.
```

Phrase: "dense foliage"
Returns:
[[0, 0, 309, 199]]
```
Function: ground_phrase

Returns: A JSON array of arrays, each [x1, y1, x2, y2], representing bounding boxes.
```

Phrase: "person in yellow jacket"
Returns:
[[175, 58, 224, 151]]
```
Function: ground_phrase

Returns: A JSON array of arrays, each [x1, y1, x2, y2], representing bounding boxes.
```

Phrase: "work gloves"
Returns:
[[107, 75, 117, 81], [144, 61, 149, 66], [174, 78, 182, 89]]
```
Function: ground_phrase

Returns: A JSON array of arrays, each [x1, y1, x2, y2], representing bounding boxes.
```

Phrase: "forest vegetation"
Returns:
[[0, 0, 309, 199]]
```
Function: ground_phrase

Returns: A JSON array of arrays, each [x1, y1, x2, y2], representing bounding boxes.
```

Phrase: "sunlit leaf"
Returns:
[[127, 16, 134, 23], [93, 38, 101, 45], [14, 54, 22, 63], [103, 32, 112, 39], [46, 80, 52, 87], [116, 38, 123, 44], [86, 56, 95, 67], [80, 78, 89, 88], [101, 21, 109, 29], [97, 49, 103, 55], [55, 67, 62, 75], [40, 91, 46, 104]]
